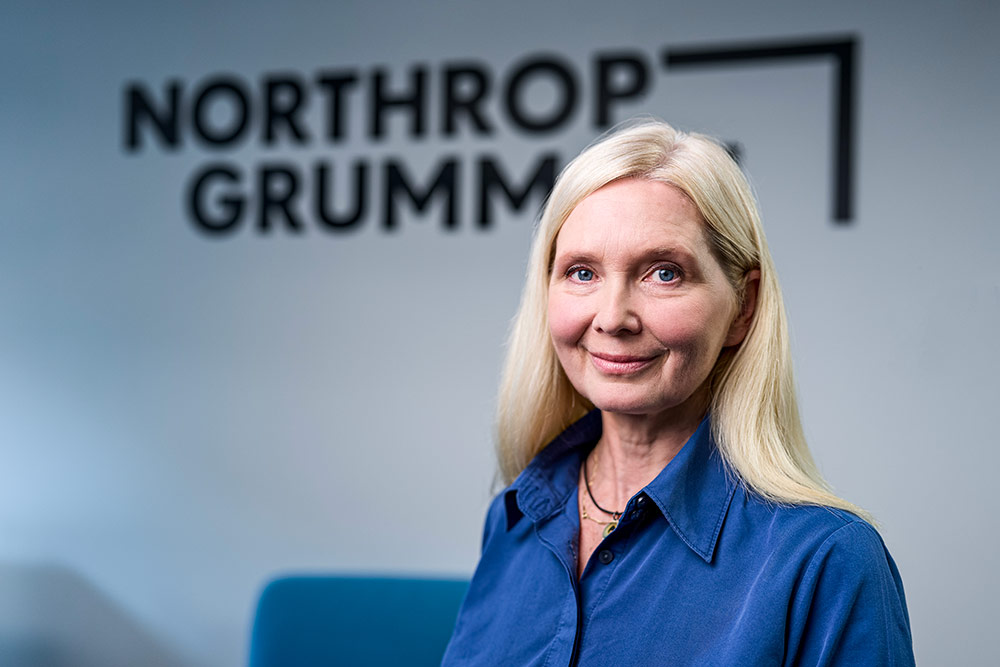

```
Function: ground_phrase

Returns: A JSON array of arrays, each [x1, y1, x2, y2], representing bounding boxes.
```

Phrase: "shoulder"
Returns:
[[480, 489, 509, 546], [731, 497, 914, 665], [730, 488, 884, 562], [773, 507, 903, 611], [800, 512, 894, 576], [478, 484, 530, 553], [732, 494, 905, 601]]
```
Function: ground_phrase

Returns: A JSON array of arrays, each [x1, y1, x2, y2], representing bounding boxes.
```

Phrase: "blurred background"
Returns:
[[1, 0, 997, 664]]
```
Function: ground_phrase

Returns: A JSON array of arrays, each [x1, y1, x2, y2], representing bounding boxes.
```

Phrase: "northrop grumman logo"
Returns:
[[121, 36, 857, 237]]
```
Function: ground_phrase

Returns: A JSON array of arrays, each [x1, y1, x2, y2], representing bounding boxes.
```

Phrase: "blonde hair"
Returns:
[[496, 119, 870, 522]]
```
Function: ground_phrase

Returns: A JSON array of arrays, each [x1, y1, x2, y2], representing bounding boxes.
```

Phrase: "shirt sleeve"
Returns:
[[787, 520, 915, 667]]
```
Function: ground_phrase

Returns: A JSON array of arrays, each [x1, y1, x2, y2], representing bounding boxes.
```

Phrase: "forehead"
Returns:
[[553, 178, 709, 258]]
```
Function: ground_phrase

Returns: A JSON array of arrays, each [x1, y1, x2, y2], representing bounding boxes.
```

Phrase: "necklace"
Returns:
[[580, 502, 620, 538], [581, 450, 625, 537]]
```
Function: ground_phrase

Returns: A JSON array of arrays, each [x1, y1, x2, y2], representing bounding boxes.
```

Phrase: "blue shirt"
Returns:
[[443, 411, 914, 666]]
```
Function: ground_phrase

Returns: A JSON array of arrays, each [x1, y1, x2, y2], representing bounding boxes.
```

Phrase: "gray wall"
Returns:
[[2, 1, 997, 664]]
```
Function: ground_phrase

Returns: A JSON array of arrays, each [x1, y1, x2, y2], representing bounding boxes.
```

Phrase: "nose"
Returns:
[[592, 280, 641, 335]]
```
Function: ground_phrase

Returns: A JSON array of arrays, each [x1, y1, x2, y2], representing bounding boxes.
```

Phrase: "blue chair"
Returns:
[[249, 575, 469, 667]]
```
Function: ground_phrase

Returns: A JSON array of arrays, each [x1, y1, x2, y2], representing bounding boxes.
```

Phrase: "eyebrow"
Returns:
[[552, 246, 699, 266], [643, 246, 697, 263]]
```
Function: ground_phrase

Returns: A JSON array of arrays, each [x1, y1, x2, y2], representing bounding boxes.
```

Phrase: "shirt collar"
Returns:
[[505, 409, 736, 564]]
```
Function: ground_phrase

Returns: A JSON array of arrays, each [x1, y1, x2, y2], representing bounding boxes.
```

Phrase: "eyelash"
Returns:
[[649, 265, 681, 283], [563, 264, 682, 284]]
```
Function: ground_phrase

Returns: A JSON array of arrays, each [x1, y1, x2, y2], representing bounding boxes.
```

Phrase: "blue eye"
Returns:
[[573, 268, 595, 282], [656, 268, 677, 282]]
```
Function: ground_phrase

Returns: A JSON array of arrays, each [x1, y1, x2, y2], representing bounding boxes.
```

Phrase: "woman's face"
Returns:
[[548, 178, 749, 420]]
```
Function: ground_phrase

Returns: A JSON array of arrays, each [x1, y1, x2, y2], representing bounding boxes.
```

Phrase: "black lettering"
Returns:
[[370, 66, 427, 139], [257, 164, 303, 233], [187, 164, 244, 235], [316, 71, 359, 141], [503, 57, 578, 133], [478, 153, 557, 227], [383, 159, 458, 230], [315, 161, 368, 231], [663, 36, 859, 222], [192, 77, 251, 147], [594, 53, 649, 127], [724, 141, 743, 165], [124, 80, 182, 151], [263, 74, 309, 145], [442, 63, 493, 136]]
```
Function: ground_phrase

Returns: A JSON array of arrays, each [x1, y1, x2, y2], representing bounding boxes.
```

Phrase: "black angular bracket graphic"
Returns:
[[663, 37, 858, 224]]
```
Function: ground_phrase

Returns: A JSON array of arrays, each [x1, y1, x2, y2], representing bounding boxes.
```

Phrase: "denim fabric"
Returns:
[[442, 411, 914, 666]]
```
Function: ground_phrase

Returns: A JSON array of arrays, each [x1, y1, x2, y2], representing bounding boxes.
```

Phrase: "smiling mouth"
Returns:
[[588, 351, 658, 375]]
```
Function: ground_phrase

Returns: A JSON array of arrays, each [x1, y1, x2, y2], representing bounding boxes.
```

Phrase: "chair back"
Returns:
[[249, 575, 469, 667]]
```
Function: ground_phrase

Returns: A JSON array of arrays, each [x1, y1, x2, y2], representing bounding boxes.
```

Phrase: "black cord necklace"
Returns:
[[583, 451, 624, 519]]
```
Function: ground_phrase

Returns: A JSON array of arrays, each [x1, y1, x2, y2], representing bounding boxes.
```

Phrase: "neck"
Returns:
[[587, 393, 709, 510]]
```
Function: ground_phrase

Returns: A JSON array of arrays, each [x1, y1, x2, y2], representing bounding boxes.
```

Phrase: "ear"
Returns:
[[724, 269, 760, 347]]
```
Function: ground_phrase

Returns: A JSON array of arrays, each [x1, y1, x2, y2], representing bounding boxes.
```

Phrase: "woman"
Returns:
[[442, 121, 914, 665]]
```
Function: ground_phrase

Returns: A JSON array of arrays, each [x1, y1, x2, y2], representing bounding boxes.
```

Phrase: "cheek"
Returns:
[[649, 302, 734, 353], [547, 291, 588, 346]]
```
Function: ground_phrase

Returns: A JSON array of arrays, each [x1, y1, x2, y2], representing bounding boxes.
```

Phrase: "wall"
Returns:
[[1, 1, 997, 664]]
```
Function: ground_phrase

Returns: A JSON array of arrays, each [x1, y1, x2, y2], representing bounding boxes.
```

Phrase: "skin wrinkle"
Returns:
[[547, 178, 758, 575]]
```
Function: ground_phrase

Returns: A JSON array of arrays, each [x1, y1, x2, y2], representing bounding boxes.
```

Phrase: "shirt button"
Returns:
[[629, 510, 642, 521], [635, 495, 647, 508], [598, 549, 614, 565]]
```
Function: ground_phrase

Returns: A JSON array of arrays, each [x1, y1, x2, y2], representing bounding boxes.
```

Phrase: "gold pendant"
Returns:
[[602, 521, 617, 538]]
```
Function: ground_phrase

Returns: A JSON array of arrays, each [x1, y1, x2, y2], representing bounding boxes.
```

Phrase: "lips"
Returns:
[[588, 351, 658, 375]]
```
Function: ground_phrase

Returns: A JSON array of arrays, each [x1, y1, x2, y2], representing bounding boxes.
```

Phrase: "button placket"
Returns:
[[624, 493, 647, 524]]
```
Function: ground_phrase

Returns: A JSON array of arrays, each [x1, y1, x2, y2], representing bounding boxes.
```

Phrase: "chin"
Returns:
[[577, 378, 710, 420], [583, 388, 681, 417]]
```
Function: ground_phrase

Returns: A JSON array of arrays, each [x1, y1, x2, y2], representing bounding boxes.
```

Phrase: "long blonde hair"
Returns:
[[496, 120, 869, 522]]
